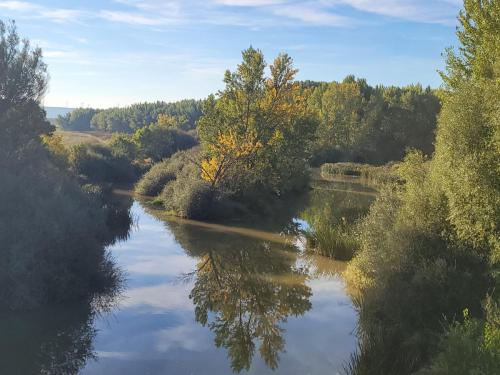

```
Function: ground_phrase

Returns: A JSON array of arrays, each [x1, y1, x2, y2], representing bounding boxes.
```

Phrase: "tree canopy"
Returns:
[[198, 47, 317, 196]]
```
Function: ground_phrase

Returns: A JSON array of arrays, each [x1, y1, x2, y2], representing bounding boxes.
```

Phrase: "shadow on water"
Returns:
[[0, 298, 117, 375], [0, 193, 134, 375]]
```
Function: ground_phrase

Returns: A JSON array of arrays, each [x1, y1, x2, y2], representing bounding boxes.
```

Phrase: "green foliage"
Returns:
[[89, 99, 203, 133], [344, 4, 500, 373], [421, 302, 500, 375], [163, 178, 214, 220], [68, 143, 139, 183], [301, 185, 374, 260], [0, 164, 127, 310], [305, 222, 358, 260], [136, 148, 215, 219], [108, 133, 137, 160], [55, 108, 100, 131], [432, 80, 500, 264], [1, 21, 127, 311], [344, 152, 492, 374], [440, 0, 500, 89], [309, 77, 440, 165], [134, 160, 176, 196], [198, 47, 317, 197], [131, 120, 197, 161], [0, 20, 52, 165]]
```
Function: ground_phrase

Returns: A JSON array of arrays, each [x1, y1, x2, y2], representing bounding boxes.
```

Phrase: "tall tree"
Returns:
[[198, 47, 317, 195], [433, 0, 500, 263], [0, 20, 52, 166]]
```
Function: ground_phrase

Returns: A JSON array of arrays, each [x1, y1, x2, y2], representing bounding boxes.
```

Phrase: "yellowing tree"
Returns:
[[198, 47, 317, 194]]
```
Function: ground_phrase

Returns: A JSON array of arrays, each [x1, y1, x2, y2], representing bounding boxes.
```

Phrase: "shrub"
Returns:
[[132, 123, 197, 161], [108, 133, 137, 160], [135, 148, 198, 195], [135, 160, 176, 196], [419, 302, 500, 375], [0, 165, 126, 310], [164, 178, 214, 220], [343, 155, 492, 374], [69, 143, 139, 183]]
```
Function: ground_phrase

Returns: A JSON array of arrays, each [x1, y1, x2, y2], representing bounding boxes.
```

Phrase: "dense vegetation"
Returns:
[[56, 99, 203, 133], [0, 21, 129, 311], [344, 1, 500, 373], [137, 47, 318, 219], [55, 107, 100, 131], [2, 0, 498, 372], [308, 77, 440, 165]]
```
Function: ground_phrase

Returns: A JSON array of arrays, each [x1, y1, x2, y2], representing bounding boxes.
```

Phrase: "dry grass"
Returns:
[[55, 130, 112, 147]]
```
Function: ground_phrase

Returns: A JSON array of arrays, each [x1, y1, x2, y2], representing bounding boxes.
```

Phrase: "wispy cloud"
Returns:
[[0, 0, 460, 28], [215, 0, 285, 5], [98, 10, 175, 26], [0, 1, 85, 23], [331, 0, 460, 25], [272, 3, 353, 27]]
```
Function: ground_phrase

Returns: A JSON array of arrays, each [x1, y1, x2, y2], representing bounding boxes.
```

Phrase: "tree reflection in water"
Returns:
[[187, 238, 312, 372], [0, 290, 120, 374], [0, 194, 133, 375]]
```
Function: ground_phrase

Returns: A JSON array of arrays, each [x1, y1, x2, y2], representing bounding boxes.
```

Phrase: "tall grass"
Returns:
[[321, 162, 400, 186], [305, 221, 359, 261]]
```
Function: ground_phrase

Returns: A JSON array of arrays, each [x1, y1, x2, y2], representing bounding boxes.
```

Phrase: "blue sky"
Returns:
[[0, 0, 462, 108]]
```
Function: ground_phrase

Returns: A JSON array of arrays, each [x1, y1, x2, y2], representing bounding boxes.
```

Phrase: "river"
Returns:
[[1, 180, 375, 375]]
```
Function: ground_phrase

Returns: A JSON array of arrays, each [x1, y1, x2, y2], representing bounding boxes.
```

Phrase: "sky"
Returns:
[[0, 0, 463, 108]]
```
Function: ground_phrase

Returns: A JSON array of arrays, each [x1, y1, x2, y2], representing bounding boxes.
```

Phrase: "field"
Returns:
[[55, 130, 112, 147]]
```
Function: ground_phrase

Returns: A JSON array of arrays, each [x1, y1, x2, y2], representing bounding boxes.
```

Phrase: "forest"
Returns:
[[0, 0, 499, 374]]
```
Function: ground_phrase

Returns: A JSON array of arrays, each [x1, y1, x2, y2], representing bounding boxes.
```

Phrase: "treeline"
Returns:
[[343, 2, 500, 373], [307, 77, 440, 165], [56, 79, 439, 168], [0, 21, 130, 311], [56, 99, 203, 133]]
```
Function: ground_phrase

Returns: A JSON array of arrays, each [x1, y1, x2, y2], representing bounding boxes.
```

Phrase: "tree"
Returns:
[[132, 117, 197, 161], [0, 20, 52, 166], [433, 0, 500, 262], [55, 108, 100, 131], [198, 47, 317, 195], [0, 20, 126, 310]]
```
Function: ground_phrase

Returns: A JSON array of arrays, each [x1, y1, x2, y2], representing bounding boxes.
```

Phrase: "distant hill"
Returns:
[[44, 106, 74, 119]]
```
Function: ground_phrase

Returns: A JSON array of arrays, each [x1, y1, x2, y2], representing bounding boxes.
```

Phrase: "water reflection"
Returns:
[[0, 183, 365, 375], [0, 293, 120, 374], [0, 193, 134, 375], [188, 241, 312, 371]]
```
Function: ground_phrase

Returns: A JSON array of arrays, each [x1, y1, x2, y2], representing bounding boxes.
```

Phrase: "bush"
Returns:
[[108, 133, 137, 160], [163, 178, 214, 220], [0, 165, 126, 310], [69, 143, 139, 183], [343, 155, 492, 374], [135, 160, 176, 196], [419, 302, 500, 375], [132, 124, 197, 161]]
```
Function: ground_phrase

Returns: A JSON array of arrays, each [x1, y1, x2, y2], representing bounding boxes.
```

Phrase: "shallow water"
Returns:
[[1, 181, 375, 375]]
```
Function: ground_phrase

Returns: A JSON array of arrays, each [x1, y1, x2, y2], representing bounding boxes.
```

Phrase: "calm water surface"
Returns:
[[2, 181, 375, 375]]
